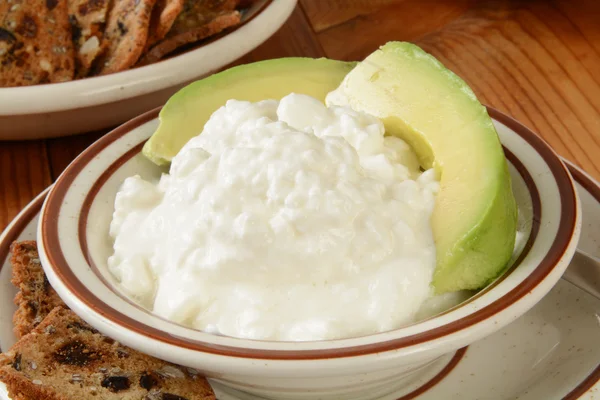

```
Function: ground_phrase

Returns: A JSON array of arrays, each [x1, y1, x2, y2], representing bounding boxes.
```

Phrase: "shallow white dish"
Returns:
[[31, 105, 581, 400], [0, 160, 597, 400], [0, 0, 296, 140]]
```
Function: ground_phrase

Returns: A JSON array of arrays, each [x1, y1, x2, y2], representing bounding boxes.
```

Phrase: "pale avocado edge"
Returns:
[[142, 58, 358, 166]]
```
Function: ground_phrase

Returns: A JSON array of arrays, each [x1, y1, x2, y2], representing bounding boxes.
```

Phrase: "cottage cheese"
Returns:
[[108, 93, 439, 341]]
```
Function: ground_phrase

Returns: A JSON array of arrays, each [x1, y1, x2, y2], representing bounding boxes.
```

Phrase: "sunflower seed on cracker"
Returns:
[[68, 0, 110, 77], [0, 0, 74, 87]]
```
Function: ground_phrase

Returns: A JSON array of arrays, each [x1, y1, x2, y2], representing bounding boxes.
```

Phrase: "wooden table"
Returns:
[[2, 0, 599, 231]]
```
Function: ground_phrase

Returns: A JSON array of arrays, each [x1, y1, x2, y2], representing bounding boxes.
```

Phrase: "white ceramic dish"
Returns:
[[32, 106, 581, 400], [0, 160, 598, 400], [0, 0, 296, 141]]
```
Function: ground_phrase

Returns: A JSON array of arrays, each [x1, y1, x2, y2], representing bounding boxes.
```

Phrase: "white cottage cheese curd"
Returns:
[[108, 93, 439, 341]]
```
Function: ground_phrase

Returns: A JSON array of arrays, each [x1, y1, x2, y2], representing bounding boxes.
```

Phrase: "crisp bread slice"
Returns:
[[97, 0, 158, 75], [145, 0, 185, 51], [138, 8, 241, 65], [0, 0, 75, 87], [10, 241, 66, 339], [0, 307, 216, 400], [68, 0, 110, 77], [167, 0, 240, 37]]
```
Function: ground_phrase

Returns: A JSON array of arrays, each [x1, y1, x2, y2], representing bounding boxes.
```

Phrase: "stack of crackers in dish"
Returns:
[[0, 241, 217, 400], [0, 0, 249, 87]]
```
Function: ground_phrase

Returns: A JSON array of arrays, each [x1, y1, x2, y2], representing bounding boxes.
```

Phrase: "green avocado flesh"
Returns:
[[329, 42, 517, 293], [143, 44, 518, 294], [142, 57, 358, 165]]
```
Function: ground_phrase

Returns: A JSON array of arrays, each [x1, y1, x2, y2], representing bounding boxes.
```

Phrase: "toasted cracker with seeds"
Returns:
[[139, 5, 241, 65], [0, 0, 75, 87], [98, 0, 158, 75], [145, 0, 185, 51], [167, 0, 240, 38], [68, 0, 110, 77], [10, 241, 65, 339], [0, 307, 216, 400]]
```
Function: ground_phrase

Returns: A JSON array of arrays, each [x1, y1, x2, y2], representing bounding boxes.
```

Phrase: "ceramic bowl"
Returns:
[[0, 0, 295, 141], [36, 107, 581, 400]]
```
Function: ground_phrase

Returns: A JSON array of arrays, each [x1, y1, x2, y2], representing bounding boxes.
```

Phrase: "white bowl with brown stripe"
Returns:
[[0, 0, 295, 141], [35, 107, 581, 400]]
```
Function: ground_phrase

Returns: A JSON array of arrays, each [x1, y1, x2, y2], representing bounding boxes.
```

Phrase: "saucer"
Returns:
[[1, 159, 599, 400]]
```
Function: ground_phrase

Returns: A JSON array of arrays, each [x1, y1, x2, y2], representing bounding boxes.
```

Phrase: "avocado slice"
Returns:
[[142, 57, 358, 165], [327, 42, 518, 293]]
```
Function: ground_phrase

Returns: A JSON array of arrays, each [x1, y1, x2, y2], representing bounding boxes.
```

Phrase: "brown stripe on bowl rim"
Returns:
[[40, 106, 578, 360]]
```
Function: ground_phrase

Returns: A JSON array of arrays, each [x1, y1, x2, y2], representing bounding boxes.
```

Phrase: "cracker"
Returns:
[[145, 0, 185, 51], [139, 8, 241, 65], [68, 0, 110, 77], [167, 0, 239, 37], [98, 0, 158, 75], [0, 0, 75, 87], [10, 241, 66, 339], [0, 307, 216, 400]]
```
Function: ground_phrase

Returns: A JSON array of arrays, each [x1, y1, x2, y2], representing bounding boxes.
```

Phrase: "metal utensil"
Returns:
[[562, 249, 600, 300]]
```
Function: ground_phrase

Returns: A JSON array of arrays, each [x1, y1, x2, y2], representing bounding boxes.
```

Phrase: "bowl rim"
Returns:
[[39, 106, 579, 360], [0, 0, 293, 116]]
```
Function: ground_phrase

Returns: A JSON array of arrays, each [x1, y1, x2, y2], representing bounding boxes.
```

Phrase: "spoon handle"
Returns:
[[562, 249, 600, 300]]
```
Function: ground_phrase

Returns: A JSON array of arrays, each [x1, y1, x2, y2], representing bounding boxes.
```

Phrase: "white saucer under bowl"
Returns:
[[0, 159, 598, 400]]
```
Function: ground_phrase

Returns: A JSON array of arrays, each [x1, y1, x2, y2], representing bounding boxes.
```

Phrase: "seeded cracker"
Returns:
[[0, 0, 74, 87], [68, 0, 110, 77], [145, 0, 185, 51], [167, 0, 239, 36], [139, 0, 241, 65], [0, 307, 216, 400], [98, 0, 158, 75], [10, 241, 66, 339]]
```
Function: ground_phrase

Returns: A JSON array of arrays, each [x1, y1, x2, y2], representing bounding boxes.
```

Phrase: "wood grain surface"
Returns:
[[1, 0, 599, 231]]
